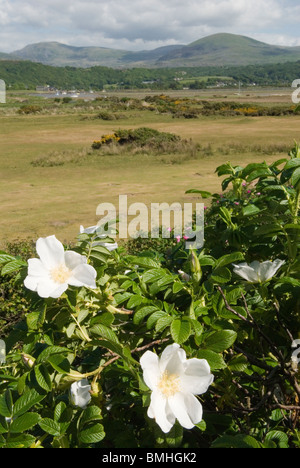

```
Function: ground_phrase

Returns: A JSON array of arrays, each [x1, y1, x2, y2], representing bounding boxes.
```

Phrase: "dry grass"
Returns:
[[1, 90, 300, 247]]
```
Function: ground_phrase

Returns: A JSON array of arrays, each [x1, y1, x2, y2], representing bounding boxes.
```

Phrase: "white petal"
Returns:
[[159, 343, 185, 374], [70, 379, 91, 408], [64, 250, 87, 270], [233, 263, 259, 283], [183, 393, 203, 425], [68, 263, 97, 288], [168, 392, 195, 429], [0, 340, 6, 365], [79, 225, 98, 234], [24, 275, 39, 292], [257, 259, 284, 282], [37, 277, 68, 298], [181, 358, 214, 395], [36, 235, 65, 269], [148, 390, 175, 433], [24, 259, 50, 293], [140, 351, 160, 390], [27, 258, 49, 277], [95, 241, 118, 251]]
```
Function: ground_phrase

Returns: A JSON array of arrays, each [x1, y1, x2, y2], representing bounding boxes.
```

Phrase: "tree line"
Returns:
[[0, 59, 300, 90]]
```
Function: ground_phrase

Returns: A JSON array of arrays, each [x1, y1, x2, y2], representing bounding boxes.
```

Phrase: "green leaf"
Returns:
[[170, 318, 191, 344], [205, 330, 237, 353], [242, 204, 261, 216], [10, 412, 40, 433], [185, 189, 212, 198], [13, 389, 46, 418], [210, 267, 231, 284], [26, 307, 46, 330], [48, 354, 71, 374], [80, 406, 102, 429], [284, 223, 300, 230], [197, 349, 226, 370], [36, 345, 69, 364], [127, 294, 144, 308], [54, 402, 72, 433], [34, 364, 52, 392], [125, 255, 160, 269], [155, 315, 173, 333], [54, 401, 67, 422], [39, 418, 61, 437], [0, 253, 15, 264], [0, 390, 13, 418], [241, 162, 266, 178], [228, 354, 248, 372], [90, 323, 120, 344], [79, 423, 105, 444], [254, 224, 282, 236], [265, 430, 289, 448], [173, 281, 184, 293], [142, 268, 168, 283], [0, 416, 8, 434], [291, 167, 300, 187], [147, 310, 167, 329], [212, 434, 262, 448], [133, 305, 159, 325], [284, 158, 300, 170], [215, 252, 244, 268], [113, 292, 133, 305], [5, 434, 36, 449], [1, 259, 26, 275]]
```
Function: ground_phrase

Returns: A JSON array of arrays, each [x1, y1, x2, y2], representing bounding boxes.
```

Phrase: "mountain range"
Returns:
[[2, 33, 300, 69]]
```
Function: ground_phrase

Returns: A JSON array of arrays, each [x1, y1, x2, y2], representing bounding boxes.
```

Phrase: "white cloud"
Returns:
[[0, 0, 300, 52]]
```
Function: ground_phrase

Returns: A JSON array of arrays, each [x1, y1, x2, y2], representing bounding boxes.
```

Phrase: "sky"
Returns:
[[1, 0, 300, 53]]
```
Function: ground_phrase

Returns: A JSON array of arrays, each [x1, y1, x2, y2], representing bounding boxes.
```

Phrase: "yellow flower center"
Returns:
[[50, 264, 71, 284], [157, 371, 180, 397]]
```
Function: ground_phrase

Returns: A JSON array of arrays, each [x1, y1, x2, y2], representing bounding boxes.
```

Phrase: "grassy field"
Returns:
[[1, 87, 299, 248]]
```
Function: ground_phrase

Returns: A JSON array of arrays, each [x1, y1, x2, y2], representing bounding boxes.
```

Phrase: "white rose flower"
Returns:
[[24, 235, 97, 298], [0, 340, 6, 365], [140, 343, 214, 433], [70, 379, 91, 409], [232, 259, 285, 284], [80, 225, 118, 251]]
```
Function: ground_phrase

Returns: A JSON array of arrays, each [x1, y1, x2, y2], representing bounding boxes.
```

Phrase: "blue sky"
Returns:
[[1, 0, 300, 52]]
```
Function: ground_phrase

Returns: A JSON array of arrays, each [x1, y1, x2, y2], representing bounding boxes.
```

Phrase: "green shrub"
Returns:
[[18, 105, 42, 114], [0, 143, 299, 449]]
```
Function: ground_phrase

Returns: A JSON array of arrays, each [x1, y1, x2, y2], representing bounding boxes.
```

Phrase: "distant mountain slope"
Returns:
[[0, 51, 20, 60], [157, 33, 300, 67], [6, 33, 300, 68], [121, 45, 185, 66], [11, 42, 129, 68]]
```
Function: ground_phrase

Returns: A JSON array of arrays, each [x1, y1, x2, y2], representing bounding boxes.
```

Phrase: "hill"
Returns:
[[10, 42, 129, 68], [8, 33, 300, 69], [157, 33, 300, 67]]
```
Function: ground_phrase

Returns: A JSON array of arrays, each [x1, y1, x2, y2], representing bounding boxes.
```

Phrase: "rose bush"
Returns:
[[0, 143, 299, 448]]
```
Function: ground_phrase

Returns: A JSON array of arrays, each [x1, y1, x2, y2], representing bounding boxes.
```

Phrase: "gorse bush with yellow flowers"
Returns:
[[0, 143, 300, 448]]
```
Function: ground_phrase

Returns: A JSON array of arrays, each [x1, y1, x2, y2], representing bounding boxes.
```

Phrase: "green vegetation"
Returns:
[[1, 59, 300, 91], [0, 143, 299, 448]]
